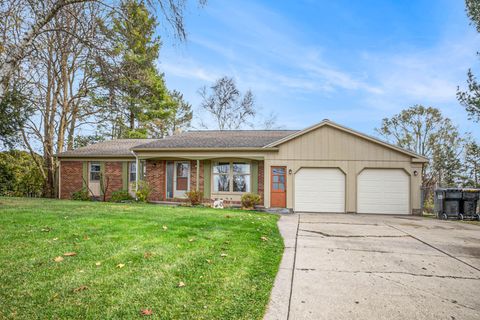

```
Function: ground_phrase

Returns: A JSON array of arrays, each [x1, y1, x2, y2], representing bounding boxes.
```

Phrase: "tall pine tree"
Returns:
[[96, 0, 175, 138]]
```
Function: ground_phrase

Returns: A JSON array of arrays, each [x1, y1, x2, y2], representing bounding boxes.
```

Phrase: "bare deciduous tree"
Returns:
[[198, 76, 256, 130], [1, 0, 205, 197], [17, 2, 101, 197], [376, 105, 465, 204], [0, 0, 206, 100]]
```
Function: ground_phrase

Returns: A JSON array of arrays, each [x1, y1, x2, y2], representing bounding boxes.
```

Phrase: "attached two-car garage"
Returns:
[[265, 120, 425, 215], [293, 167, 410, 215]]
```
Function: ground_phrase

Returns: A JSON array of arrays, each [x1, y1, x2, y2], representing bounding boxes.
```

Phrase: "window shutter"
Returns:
[[203, 160, 211, 198], [82, 162, 88, 188], [139, 161, 144, 181], [99, 162, 105, 196], [252, 161, 259, 194], [122, 162, 129, 190]]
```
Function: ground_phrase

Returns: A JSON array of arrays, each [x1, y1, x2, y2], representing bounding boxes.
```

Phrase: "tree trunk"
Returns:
[[129, 108, 135, 130], [67, 104, 78, 150], [57, 50, 70, 154]]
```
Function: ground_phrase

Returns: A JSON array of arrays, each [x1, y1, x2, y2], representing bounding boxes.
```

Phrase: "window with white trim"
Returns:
[[90, 163, 101, 181], [213, 161, 251, 193]]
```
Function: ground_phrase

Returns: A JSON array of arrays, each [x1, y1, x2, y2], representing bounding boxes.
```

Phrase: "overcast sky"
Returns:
[[157, 0, 480, 138]]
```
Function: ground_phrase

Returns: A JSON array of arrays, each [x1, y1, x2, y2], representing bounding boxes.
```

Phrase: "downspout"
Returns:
[[196, 159, 200, 191]]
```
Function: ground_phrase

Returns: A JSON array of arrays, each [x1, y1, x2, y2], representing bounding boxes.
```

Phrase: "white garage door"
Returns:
[[294, 168, 345, 213], [358, 169, 409, 215]]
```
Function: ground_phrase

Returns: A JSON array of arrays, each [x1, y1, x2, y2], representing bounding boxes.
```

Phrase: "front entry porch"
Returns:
[[139, 158, 265, 205]]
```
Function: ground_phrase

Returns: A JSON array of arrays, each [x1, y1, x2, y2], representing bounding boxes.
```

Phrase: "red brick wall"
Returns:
[[60, 159, 260, 205], [60, 161, 83, 199], [258, 160, 264, 205], [104, 162, 123, 200], [190, 160, 205, 193], [145, 160, 166, 201]]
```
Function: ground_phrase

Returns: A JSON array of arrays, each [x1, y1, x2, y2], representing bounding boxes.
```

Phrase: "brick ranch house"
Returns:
[[57, 120, 428, 214]]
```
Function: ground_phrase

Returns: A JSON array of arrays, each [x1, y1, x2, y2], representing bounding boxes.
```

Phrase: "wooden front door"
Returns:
[[271, 166, 286, 208]]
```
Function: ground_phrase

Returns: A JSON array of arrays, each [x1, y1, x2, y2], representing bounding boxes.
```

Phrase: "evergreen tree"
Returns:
[[145, 90, 193, 137], [96, 0, 175, 138]]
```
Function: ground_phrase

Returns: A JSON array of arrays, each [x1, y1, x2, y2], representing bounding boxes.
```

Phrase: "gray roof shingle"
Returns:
[[57, 139, 156, 157], [57, 130, 298, 157], [133, 130, 298, 149]]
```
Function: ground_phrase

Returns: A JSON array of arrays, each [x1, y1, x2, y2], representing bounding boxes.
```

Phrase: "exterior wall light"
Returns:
[[288, 169, 293, 175], [413, 170, 418, 176]]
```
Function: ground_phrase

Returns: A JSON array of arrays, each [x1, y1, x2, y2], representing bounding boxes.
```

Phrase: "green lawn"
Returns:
[[0, 197, 283, 320]]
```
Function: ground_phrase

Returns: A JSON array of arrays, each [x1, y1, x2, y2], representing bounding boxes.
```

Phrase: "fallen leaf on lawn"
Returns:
[[50, 293, 59, 301], [205, 259, 211, 264], [54, 256, 64, 262], [79, 269, 85, 273], [140, 309, 153, 316], [162, 225, 168, 231], [144, 252, 153, 259], [83, 235, 90, 240], [53, 238, 58, 241], [178, 281, 186, 287], [261, 236, 268, 241], [188, 239, 194, 242], [220, 253, 228, 257], [95, 261, 101, 266], [73, 285, 89, 292], [63, 252, 77, 257], [41, 227, 52, 232], [116, 263, 125, 268]]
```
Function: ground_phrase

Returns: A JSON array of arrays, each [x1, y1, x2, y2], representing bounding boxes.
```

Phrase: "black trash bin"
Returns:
[[462, 190, 480, 220], [435, 188, 480, 220]]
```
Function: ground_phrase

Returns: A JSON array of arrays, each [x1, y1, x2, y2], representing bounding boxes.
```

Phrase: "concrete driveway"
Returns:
[[264, 214, 480, 320]]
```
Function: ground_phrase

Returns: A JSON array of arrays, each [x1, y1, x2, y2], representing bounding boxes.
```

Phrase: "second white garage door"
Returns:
[[357, 169, 410, 215], [294, 168, 345, 213]]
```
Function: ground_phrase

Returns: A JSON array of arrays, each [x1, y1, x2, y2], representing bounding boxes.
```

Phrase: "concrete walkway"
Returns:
[[264, 213, 480, 320]]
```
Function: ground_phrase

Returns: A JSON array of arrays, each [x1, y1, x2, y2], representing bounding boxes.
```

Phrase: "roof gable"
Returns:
[[264, 120, 428, 162]]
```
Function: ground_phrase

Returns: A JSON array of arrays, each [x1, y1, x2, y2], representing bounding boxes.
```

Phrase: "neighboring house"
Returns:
[[57, 120, 428, 215]]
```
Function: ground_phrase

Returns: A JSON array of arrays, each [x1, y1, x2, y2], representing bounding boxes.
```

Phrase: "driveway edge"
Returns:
[[264, 214, 299, 320]]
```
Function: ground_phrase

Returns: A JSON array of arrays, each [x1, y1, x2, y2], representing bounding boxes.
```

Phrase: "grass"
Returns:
[[0, 197, 284, 320]]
